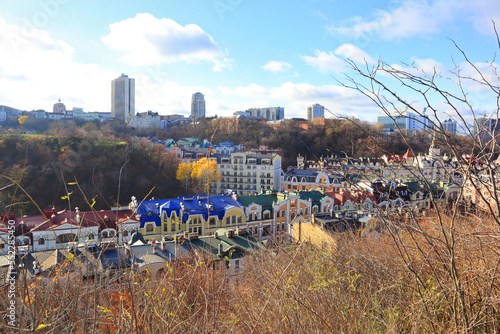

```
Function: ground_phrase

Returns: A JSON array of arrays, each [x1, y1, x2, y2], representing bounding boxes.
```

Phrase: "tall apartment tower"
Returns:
[[307, 103, 325, 122], [191, 92, 206, 121], [111, 74, 135, 122]]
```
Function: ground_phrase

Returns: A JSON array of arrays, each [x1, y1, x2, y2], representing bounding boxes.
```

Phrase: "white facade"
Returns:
[[31, 222, 99, 252], [235, 107, 285, 121], [191, 92, 206, 121], [130, 111, 161, 128], [112, 74, 135, 122]]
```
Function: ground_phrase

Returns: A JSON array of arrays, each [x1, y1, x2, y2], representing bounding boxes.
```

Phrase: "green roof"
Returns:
[[186, 230, 264, 261]]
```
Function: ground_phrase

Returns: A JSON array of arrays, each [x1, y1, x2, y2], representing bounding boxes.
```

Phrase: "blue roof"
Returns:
[[136, 195, 243, 225]]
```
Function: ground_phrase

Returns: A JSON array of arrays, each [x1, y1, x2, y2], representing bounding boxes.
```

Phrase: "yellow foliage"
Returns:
[[176, 162, 193, 183], [191, 157, 221, 192], [18, 115, 29, 125]]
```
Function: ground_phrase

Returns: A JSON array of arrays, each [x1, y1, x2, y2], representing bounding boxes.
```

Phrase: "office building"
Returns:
[[234, 107, 285, 121], [191, 92, 206, 121], [377, 109, 425, 132], [307, 104, 325, 122], [111, 74, 135, 122]]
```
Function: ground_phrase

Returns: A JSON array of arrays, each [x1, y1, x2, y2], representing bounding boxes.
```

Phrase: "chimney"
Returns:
[[161, 240, 166, 250], [218, 243, 223, 256], [227, 230, 234, 238], [237, 228, 247, 235], [75, 207, 80, 224], [184, 231, 189, 238], [214, 232, 218, 238], [189, 233, 199, 240]]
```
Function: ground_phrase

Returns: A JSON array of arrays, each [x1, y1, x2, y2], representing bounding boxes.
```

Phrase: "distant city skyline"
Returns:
[[0, 1, 498, 123]]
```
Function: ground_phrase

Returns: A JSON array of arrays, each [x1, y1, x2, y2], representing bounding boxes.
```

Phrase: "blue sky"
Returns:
[[0, 0, 499, 123]]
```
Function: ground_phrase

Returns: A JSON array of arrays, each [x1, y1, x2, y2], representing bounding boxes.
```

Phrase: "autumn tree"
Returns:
[[176, 162, 193, 194], [190, 157, 221, 195]]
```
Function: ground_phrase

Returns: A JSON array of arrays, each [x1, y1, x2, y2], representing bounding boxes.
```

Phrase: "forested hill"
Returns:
[[0, 134, 182, 215], [0, 118, 474, 215]]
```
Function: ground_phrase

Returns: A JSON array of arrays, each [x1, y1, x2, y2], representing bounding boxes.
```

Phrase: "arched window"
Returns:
[[123, 230, 129, 237], [109, 230, 116, 237], [102, 231, 109, 238], [38, 238, 45, 246], [56, 234, 78, 244], [88, 233, 95, 240], [146, 224, 154, 233]]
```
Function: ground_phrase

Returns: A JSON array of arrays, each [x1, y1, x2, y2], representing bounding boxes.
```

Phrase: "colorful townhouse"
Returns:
[[133, 195, 247, 242]]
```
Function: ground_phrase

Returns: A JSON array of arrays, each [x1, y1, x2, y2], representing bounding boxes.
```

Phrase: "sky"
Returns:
[[0, 0, 499, 124]]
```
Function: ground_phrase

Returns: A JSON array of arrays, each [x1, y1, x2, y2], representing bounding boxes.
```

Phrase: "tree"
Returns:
[[176, 162, 193, 194], [334, 27, 500, 331], [18, 115, 29, 125], [190, 157, 221, 195]]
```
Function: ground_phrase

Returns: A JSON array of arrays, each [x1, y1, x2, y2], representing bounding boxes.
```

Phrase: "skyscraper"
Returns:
[[307, 103, 324, 122], [111, 74, 135, 122], [191, 92, 206, 121]]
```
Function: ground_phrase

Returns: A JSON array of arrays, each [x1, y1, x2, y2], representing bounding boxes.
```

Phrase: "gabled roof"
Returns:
[[186, 229, 263, 261]]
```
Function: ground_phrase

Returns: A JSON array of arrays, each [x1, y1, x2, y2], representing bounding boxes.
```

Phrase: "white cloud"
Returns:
[[302, 50, 345, 73], [328, 0, 453, 41], [261, 60, 293, 73], [0, 17, 114, 113], [302, 44, 375, 72], [328, 0, 500, 42], [334, 44, 376, 64], [102, 13, 230, 69]]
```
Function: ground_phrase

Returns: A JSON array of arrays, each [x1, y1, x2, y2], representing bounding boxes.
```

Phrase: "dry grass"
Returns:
[[1, 211, 500, 333]]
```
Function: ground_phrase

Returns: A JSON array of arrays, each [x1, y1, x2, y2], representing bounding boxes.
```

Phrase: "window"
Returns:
[[0, 243, 4, 249], [210, 218, 216, 225], [88, 233, 95, 240], [225, 260, 230, 269], [249, 226, 253, 235], [123, 230, 129, 237], [56, 234, 78, 244], [238, 216, 242, 224], [164, 224, 168, 231], [232, 216, 236, 225], [235, 260, 240, 270], [38, 238, 45, 246], [171, 224, 176, 231], [281, 210, 285, 217], [226, 217, 230, 225], [109, 230, 116, 237], [146, 224, 154, 233], [102, 231, 109, 238]]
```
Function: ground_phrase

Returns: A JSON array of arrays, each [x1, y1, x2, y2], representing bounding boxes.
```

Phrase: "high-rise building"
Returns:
[[191, 92, 206, 121], [377, 109, 425, 132], [307, 104, 324, 122], [443, 119, 457, 136], [233, 107, 285, 121], [474, 117, 500, 144], [111, 74, 135, 122]]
